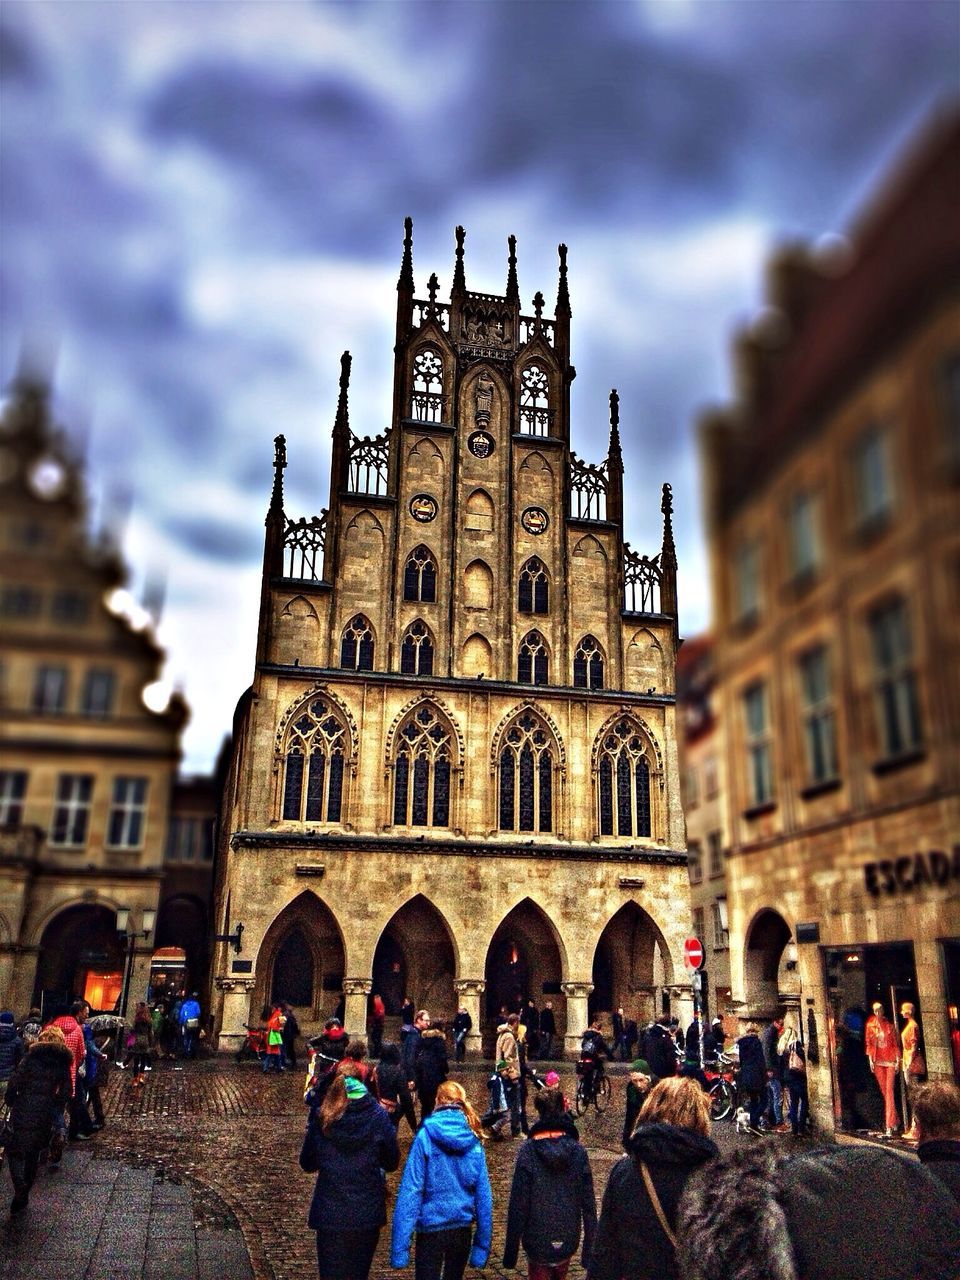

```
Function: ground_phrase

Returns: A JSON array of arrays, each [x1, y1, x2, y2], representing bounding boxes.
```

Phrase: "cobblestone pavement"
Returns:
[[1, 1058, 764, 1280]]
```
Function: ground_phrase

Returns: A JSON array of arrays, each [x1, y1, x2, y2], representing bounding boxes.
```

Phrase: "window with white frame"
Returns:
[[869, 598, 922, 759], [733, 540, 761, 623], [712, 900, 729, 949], [0, 770, 27, 826], [687, 841, 702, 885], [743, 682, 774, 807], [692, 906, 705, 940], [708, 830, 723, 878], [81, 668, 115, 718], [852, 424, 893, 529], [786, 490, 821, 581], [50, 774, 94, 847], [32, 665, 68, 714], [798, 645, 838, 784], [107, 777, 148, 849]]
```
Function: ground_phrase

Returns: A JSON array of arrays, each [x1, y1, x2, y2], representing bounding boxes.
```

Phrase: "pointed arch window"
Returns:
[[597, 718, 651, 838], [498, 711, 554, 833], [404, 546, 437, 603], [340, 615, 374, 671], [519, 363, 550, 436], [412, 348, 444, 423], [392, 704, 453, 828], [573, 636, 604, 690], [400, 620, 434, 676], [518, 631, 549, 685], [518, 558, 549, 615], [281, 699, 347, 823]]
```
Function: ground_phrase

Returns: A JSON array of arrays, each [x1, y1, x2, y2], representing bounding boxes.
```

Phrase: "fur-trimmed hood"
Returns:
[[676, 1146, 960, 1280]]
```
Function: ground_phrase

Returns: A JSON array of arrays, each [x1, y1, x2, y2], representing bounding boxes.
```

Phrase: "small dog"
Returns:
[[734, 1106, 752, 1134]]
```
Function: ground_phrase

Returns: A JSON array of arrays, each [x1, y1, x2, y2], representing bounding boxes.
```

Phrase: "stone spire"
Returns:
[[608, 389, 621, 458], [661, 482, 677, 570], [607, 390, 623, 527], [330, 351, 352, 492], [555, 243, 571, 318], [506, 234, 520, 305], [397, 215, 414, 293], [269, 434, 287, 515], [452, 225, 466, 296]]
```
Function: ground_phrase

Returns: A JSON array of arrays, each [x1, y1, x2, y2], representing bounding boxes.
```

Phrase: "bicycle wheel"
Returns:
[[594, 1074, 611, 1113], [710, 1079, 735, 1122], [574, 1077, 588, 1116]]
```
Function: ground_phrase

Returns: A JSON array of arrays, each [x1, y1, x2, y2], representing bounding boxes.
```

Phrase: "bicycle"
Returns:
[[574, 1059, 611, 1114], [703, 1051, 738, 1121], [236, 1023, 267, 1064]]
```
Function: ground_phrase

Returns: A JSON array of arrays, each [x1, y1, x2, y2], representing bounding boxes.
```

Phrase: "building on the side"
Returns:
[[702, 112, 960, 1129], [0, 377, 207, 1017], [211, 224, 690, 1056], [675, 635, 738, 1028]]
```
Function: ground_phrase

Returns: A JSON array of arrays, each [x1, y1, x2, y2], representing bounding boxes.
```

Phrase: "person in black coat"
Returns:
[[281, 1002, 300, 1069], [587, 1078, 718, 1280], [452, 1008, 472, 1064], [503, 1086, 596, 1274], [644, 1016, 678, 1081], [913, 1079, 960, 1206], [375, 1042, 417, 1134], [736, 1024, 767, 1131], [4, 1036, 73, 1214], [539, 1002, 557, 1060], [299, 1071, 400, 1280], [413, 1024, 448, 1121]]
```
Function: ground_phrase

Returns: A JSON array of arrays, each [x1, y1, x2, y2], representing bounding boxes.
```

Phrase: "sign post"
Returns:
[[683, 937, 706, 1068]]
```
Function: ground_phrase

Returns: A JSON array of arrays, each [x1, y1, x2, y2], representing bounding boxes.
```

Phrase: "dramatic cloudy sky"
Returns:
[[1, 0, 956, 772]]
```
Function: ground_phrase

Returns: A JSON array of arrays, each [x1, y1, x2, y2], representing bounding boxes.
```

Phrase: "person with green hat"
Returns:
[[623, 1059, 652, 1149], [299, 1067, 400, 1280]]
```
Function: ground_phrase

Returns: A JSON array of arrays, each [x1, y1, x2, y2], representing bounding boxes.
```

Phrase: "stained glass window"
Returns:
[[392, 703, 453, 829], [404, 546, 437, 603], [341, 615, 375, 671], [282, 699, 348, 823], [518, 558, 549, 615], [573, 636, 604, 690], [400, 620, 434, 676], [596, 717, 652, 838], [498, 712, 554, 834], [518, 631, 548, 685]]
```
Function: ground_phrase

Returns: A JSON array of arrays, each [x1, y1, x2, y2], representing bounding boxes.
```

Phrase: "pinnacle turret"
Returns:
[[452, 226, 466, 295], [506, 234, 520, 305], [397, 216, 414, 293]]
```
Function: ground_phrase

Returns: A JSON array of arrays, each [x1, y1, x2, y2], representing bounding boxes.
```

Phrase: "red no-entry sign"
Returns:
[[683, 937, 705, 971]]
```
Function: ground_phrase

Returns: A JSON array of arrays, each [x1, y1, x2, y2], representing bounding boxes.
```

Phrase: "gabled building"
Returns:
[[0, 378, 191, 1016], [212, 225, 689, 1054]]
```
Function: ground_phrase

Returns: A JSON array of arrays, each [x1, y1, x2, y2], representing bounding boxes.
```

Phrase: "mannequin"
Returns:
[[899, 1002, 924, 1141], [866, 1001, 900, 1137]]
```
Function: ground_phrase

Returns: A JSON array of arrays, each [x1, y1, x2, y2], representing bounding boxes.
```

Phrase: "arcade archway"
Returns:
[[744, 908, 793, 1015], [33, 904, 126, 1015], [590, 901, 672, 1027], [154, 894, 208, 999], [484, 898, 564, 1028], [371, 895, 456, 1021], [255, 892, 345, 1021]]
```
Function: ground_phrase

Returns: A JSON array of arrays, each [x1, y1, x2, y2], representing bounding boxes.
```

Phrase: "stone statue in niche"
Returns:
[[475, 371, 494, 426]]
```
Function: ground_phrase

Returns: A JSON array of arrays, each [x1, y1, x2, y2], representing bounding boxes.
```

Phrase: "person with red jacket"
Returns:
[[46, 1001, 93, 1141], [866, 1001, 900, 1137], [263, 1004, 286, 1073]]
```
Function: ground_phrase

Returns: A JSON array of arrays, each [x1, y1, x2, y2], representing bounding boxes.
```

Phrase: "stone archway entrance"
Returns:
[[154, 894, 208, 999], [255, 892, 345, 1023], [371, 895, 456, 1022], [484, 898, 564, 1035], [744, 908, 794, 1015], [590, 901, 671, 1028], [33, 904, 126, 1015]]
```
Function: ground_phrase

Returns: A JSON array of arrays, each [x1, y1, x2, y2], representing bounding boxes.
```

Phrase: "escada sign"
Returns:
[[864, 845, 960, 896]]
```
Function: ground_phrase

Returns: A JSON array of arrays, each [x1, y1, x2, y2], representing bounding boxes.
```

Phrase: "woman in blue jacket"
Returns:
[[391, 1080, 492, 1279], [300, 1069, 400, 1280]]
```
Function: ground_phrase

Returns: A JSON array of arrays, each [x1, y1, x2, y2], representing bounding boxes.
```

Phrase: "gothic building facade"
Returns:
[[211, 225, 689, 1055]]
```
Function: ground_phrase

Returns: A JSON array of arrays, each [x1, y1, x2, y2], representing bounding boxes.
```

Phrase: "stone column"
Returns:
[[561, 981, 594, 1058], [342, 977, 372, 1042], [453, 978, 485, 1059], [215, 977, 256, 1052]]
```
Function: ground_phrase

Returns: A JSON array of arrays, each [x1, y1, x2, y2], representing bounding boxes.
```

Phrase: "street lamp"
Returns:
[[116, 906, 157, 1033]]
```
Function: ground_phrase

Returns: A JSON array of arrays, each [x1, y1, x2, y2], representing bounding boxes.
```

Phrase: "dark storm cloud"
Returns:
[[162, 511, 263, 565], [0, 14, 42, 84]]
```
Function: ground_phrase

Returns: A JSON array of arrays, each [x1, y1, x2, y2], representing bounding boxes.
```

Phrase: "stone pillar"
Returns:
[[453, 978, 485, 1058], [215, 977, 256, 1052], [561, 981, 594, 1058], [342, 977, 372, 1042], [128, 945, 154, 1012]]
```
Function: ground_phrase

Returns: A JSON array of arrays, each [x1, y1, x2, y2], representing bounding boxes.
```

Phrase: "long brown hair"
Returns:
[[637, 1076, 711, 1137], [320, 1062, 361, 1135], [434, 1080, 484, 1140]]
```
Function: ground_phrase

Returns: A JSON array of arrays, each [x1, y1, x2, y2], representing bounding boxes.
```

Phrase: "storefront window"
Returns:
[[940, 938, 960, 1081], [823, 941, 923, 1134]]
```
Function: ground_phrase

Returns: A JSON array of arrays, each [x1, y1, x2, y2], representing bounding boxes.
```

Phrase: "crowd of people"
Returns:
[[296, 1013, 960, 1280]]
